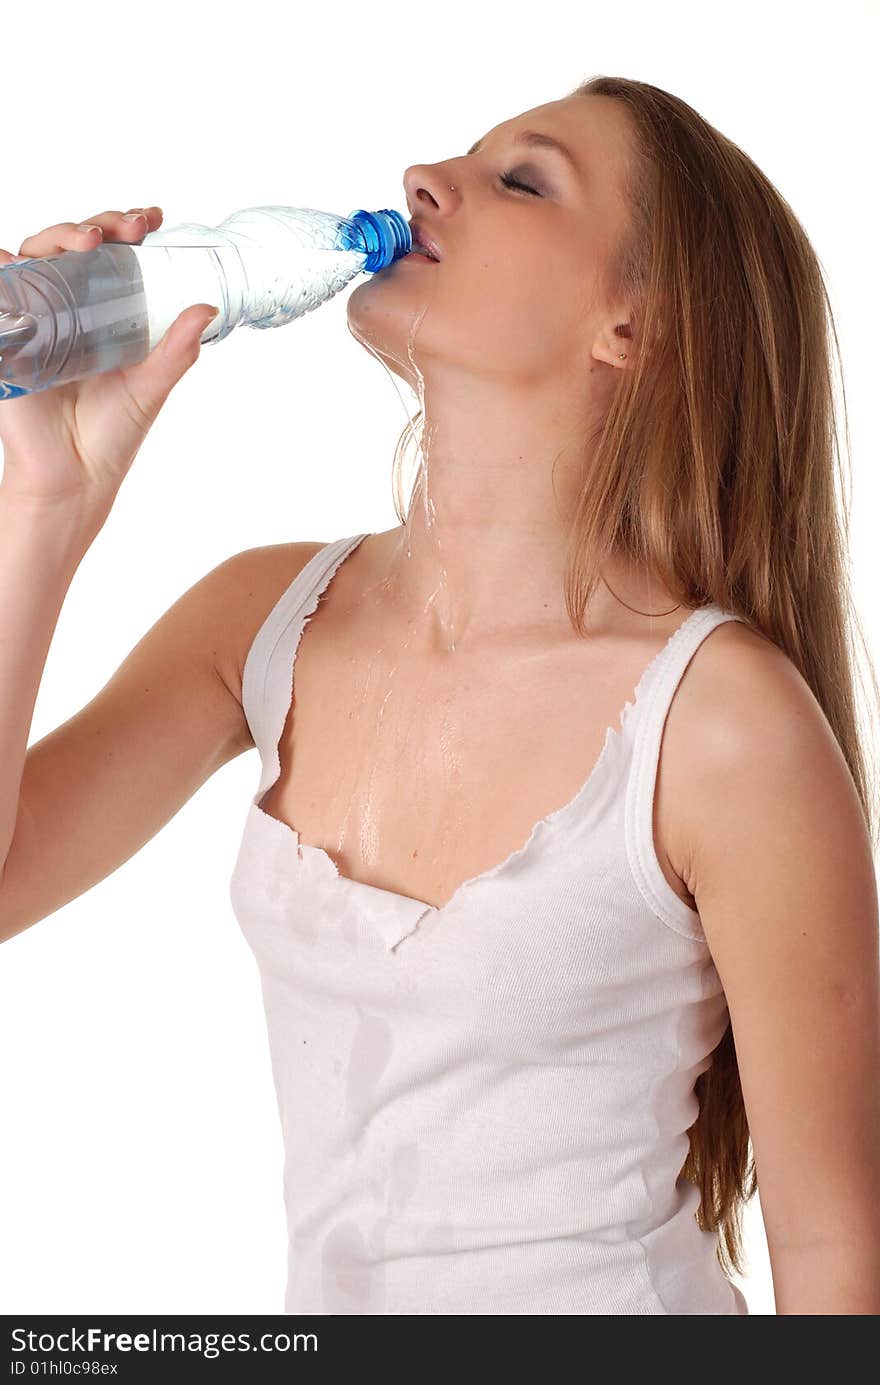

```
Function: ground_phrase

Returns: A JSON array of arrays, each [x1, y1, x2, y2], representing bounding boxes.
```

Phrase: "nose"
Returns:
[[403, 163, 461, 217]]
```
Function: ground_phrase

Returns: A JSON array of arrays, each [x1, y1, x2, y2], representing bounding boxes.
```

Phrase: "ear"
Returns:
[[591, 320, 634, 370]]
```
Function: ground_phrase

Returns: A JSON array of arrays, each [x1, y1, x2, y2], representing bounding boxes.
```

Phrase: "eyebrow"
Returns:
[[466, 129, 580, 175]]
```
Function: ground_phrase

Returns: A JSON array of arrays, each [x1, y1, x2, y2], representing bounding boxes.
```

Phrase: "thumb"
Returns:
[[159, 302, 220, 365], [122, 303, 220, 417]]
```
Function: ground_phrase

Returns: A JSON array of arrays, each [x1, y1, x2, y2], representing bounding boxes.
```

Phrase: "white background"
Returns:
[[0, 0, 876, 1317]]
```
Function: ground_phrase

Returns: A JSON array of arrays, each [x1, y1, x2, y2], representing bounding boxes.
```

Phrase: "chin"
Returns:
[[347, 298, 429, 392]]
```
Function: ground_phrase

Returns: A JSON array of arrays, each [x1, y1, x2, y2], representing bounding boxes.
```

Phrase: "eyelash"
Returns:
[[499, 171, 542, 197]]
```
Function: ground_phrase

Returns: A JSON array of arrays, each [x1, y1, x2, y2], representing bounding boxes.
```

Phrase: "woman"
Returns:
[[1, 75, 878, 1315]]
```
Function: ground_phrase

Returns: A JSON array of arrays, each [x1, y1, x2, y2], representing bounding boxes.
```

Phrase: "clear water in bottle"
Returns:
[[0, 205, 411, 399]]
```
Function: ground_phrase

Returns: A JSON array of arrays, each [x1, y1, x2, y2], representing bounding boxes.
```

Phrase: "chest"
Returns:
[[256, 602, 696, 914]]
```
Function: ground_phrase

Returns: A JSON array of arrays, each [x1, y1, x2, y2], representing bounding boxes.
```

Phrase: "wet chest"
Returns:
[[256, 606, 694, 914]]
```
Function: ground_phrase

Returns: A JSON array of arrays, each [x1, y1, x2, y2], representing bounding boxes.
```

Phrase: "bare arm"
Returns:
[[0, 509, 319, 943], [679, 628, 880, 1314], [0, 490, 95, 873]]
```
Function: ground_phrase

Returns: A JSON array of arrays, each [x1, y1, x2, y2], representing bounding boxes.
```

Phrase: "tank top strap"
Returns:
[[241, 533, 371, 783], [624, 604, 749, 941]]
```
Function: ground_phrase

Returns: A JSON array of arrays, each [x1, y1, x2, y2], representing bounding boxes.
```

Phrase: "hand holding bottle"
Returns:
[[0, 207, 219, 526]]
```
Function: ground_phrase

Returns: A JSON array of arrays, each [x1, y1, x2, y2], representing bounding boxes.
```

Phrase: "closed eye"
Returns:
[[499, 171, 542, 197]]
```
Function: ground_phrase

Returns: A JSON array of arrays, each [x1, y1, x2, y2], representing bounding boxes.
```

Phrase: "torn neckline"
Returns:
[[248, 538, 714, 931]]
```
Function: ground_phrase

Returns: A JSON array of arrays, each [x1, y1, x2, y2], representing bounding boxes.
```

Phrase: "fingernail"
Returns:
[[123, 213, 146, 223], [78, 223, 101, 234]]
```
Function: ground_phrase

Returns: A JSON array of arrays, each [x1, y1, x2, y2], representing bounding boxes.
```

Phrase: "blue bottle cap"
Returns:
[[345, 209, 412, 272]]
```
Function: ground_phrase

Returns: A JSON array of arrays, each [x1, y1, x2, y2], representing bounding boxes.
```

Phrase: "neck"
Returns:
[[372, 372, 677, 649]]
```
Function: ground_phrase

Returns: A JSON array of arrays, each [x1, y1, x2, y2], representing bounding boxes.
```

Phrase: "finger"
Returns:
[[121, 303, 220, 426], [82, 206, 163, 231], [18, 207, 162, 258]]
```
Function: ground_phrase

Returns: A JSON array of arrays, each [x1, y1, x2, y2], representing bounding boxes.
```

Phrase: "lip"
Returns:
[[401, 247, 440, 265], [407, 221, 443, 261]]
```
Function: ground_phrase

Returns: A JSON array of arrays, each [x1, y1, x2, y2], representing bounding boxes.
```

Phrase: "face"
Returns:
[[346, 95, 636, 395]]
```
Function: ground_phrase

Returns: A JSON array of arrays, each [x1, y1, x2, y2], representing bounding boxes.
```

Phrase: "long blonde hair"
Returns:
[[389, 75, 880, 1279]]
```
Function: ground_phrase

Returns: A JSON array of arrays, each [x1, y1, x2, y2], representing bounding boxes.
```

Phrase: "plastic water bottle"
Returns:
[[0, 205, 412, 400]]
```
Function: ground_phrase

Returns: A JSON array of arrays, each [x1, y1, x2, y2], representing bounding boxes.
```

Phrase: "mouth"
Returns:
[[407, 223, 443, 261]]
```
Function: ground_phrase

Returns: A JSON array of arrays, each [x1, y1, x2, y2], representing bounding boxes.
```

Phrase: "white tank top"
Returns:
[[229, 532, 751, 1315]]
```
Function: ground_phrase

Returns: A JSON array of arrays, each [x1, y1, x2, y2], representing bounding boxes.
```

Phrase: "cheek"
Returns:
[[346, 251, 591, 380], [418, 252, 586, 371]]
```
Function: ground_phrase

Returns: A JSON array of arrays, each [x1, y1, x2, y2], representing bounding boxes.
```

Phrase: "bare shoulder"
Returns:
[[673, 614, 812, 748], [662, 614, 847, 891], [677, 614, 834, 756], [210, 540, 328, 748]]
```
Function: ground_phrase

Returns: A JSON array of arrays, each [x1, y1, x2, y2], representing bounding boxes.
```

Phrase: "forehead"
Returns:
[[485, 95, 632, 171]]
